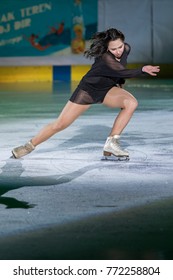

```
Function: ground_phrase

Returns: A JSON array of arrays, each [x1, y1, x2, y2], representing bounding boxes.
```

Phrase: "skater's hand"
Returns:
[[142, 65, 160, 76]]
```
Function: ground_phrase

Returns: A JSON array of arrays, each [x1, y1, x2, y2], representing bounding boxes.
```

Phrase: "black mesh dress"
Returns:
[[70, 43, 144, 105]]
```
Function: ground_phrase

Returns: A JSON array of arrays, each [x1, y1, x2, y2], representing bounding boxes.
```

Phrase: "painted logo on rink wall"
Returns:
[[0, 0, 97, 57]]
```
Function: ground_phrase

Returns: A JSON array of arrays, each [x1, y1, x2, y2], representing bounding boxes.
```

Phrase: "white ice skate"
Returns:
[[102, 135, 129, 161], [12, 140, 35, 159]]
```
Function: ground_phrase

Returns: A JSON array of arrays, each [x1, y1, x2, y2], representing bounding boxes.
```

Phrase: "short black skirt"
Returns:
[[69, 86, 114, 105]]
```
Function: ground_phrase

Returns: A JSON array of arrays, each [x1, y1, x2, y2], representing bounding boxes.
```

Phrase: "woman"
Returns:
[[12, 28, 160, 159]]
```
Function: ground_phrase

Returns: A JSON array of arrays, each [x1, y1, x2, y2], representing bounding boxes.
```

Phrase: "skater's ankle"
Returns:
[[29, 139, 35, 149], [109, 134, 120, 139]]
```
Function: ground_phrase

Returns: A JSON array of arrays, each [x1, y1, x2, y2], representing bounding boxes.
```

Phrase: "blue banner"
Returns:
[[0, 0, 97, 56]]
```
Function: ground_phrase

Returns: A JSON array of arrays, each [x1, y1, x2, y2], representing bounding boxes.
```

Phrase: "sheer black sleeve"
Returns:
[[101, 50, 143, 79]]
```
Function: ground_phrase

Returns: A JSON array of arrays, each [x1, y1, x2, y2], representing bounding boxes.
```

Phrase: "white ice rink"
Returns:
[[0, 79, 173, 259]]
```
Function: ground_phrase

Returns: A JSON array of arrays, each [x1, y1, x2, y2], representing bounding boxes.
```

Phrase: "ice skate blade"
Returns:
[[101, 155, 130, 162], [11, 150, 22, 159], [10, 155, 16, 159], [11, 151, 17, 159]]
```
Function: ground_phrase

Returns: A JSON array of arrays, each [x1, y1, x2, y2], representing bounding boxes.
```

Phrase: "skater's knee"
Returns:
[[131, 99, 138, 110], [52, 123, 66, 132], [125, 98, 138, 112], [51, 118, 69, 132]]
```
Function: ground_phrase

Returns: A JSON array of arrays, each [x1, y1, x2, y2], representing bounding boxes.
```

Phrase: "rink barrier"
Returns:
[[0, 64, 172, 83], [0, 66, 52, 83]]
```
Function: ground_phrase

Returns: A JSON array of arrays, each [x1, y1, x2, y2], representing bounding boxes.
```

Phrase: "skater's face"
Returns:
[[107, 38, 125, 59]]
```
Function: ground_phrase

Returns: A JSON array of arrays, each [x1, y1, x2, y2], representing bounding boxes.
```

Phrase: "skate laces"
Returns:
[[25, 141, 35, 152], [112, 137, 121, 149]]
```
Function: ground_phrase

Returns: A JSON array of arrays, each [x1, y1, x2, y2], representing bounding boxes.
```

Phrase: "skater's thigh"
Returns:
[[56, 101, 90, 125], [103, 86, 137, 109]]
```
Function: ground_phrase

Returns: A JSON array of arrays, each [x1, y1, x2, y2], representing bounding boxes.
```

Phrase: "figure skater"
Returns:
[[12, 28, 160, 160]]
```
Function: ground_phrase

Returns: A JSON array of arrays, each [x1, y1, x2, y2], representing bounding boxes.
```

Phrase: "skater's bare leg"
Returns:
[[102, 86, 138, 158], [12, 101, 90, 158], [32, 101, 91, 146], [103, 86, 138, 135]]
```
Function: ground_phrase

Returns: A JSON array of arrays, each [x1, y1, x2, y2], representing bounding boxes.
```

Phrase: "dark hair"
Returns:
[[84, 28, 125, 58]]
